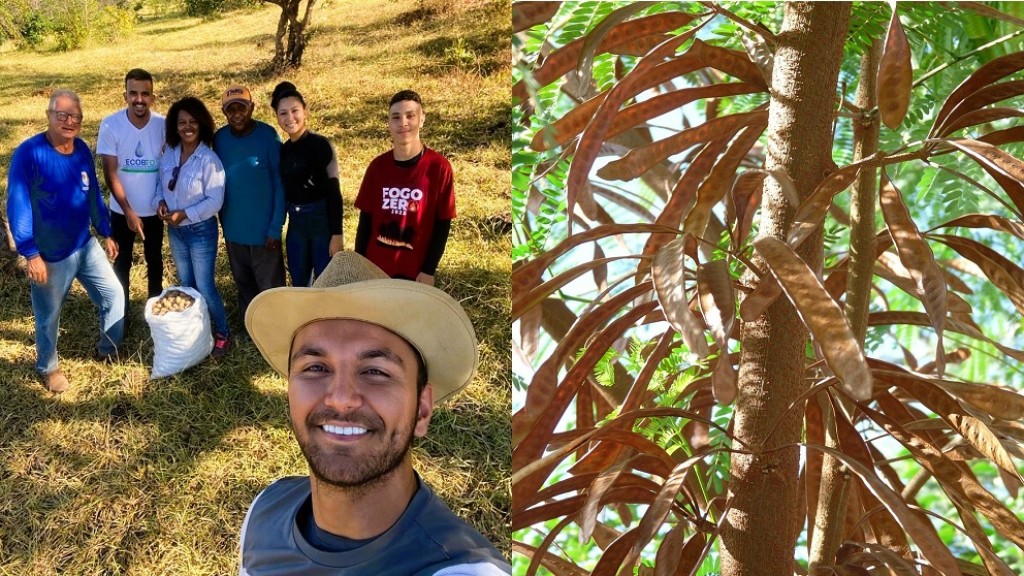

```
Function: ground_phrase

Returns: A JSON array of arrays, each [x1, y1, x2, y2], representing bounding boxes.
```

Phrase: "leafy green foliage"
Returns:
[[514, 1, 1024, 574]]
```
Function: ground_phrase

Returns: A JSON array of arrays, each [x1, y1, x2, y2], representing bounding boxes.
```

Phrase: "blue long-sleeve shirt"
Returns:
[[152, 143, 225, 225], [214, 122, 285, 245], [6, 133, 110, 262]]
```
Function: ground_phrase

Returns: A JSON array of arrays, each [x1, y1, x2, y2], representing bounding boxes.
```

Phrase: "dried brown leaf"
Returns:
[[513, 12, 700, 102], [532, 82, 761, 152], [927, 377, 1024, 421], [935, 78, 1024, 135], [979, 125, 1024, 146], [653, 236, 710, 358], [512, 541, 589, 576], [932, 213, 1024, 241], [512, 223, 675, 320], [939, 107, 1024, 137], [624, 452, 721, 569], [787, 164, 861, 247], [868, 310, 1024, 363], [730, 170, 766, 249], [932, 233, 1024, 315], [512, 1, 560, 33], [803, 443, 960, 575], [931, 51, 1024, 138], [685, 123, 768, 238], [640, 136, 735, 259], [875, 368, 1023, 481], [999, 467, 1022, 499], [754, 237, 872, 399], [711, 355, 737, 406], [738, 271, 780, 322], [861, 400, 1024, 551], [696, 259, 736, 349], [951, 413, 1023, 480], [591, 528, 641, 576], [878, 7, 913, 129], [598, 111, 768, 182], [568, 22, 710, 220], [946, 138, 1024, 217], [879, 171, 947, 377], [689, 37, 769, 89], [874, 252, 972, 314]]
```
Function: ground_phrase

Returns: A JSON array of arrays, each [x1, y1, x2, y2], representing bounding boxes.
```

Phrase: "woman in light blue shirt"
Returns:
[[153, 96, 231, 358]]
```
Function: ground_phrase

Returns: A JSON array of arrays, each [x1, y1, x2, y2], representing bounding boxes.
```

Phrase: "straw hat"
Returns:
[[245, 252, 478, 404]]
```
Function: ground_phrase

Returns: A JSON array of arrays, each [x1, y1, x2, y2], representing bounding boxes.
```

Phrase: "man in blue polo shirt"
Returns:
[[214, 84, 286, 333], [6, 89, 125, 392], [240, 252, 510, 575]]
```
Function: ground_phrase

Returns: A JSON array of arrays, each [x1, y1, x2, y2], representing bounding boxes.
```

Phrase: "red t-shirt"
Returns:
[[355, 148, 456, 279]]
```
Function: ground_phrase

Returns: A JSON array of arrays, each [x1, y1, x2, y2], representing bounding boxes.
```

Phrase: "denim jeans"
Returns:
[[167, 217, 229, 337], [286, 200, 331, 287], [30, 237, 125, 375]]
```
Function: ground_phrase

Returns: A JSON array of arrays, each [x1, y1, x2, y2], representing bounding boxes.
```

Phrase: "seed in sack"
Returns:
[[153, 290, 196, 315]]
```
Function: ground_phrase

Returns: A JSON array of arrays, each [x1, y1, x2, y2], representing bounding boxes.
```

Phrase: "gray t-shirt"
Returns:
[[238, 476, 511, 575]]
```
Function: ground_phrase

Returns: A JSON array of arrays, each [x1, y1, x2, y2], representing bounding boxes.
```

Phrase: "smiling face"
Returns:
[[223, 101, 254, 135], [288, 319, 432, 490], [124, 78, 154, 121], [275, 96, 307, 140], [47, 95, 82, 145], [176, 109, 199, 147], [387, 99, 424, 148]]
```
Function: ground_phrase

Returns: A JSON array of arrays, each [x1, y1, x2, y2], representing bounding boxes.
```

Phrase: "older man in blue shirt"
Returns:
[[6, 89, 125, 392]]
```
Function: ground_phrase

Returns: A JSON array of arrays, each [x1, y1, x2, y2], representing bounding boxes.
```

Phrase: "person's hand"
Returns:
[[265, 237, 281, 251], [416, 272, 435, 286], [25, 255, 47, 285], [165, 210, 187, 226], [328, 234, 343, 256], [156, 201, 169, 220], [125, 208, 145, 241], [104, 237, 119, 260]]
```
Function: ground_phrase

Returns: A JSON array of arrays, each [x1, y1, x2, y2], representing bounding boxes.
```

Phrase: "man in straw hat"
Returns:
[[239, 252, 510, 575]]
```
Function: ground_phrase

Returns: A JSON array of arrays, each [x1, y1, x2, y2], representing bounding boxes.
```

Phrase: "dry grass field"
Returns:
[[0, 0, 510, 573]]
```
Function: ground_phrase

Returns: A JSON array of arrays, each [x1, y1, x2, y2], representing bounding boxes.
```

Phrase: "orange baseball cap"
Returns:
[[222, 85, 253, 109]]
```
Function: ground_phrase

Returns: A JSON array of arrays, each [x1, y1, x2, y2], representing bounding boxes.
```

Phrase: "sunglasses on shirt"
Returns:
[[168, 166, 181, 192]]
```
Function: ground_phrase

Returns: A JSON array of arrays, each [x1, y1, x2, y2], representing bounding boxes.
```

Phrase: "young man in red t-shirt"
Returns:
[[354, 90, 454, 285]]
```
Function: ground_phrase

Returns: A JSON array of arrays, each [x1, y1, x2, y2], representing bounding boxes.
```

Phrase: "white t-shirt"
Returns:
[[96, 109, 165, 217]]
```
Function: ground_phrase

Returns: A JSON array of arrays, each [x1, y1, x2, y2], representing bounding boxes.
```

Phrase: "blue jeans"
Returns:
[[286, 200, 331, 287], [31, 238, 125, 375], [167, 217, 229, 337]]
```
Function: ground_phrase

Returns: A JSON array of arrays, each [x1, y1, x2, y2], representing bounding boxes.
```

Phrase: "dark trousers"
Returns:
[[111, 211, 165, 312], [286, 200, 332, 287], [225, 240, 286, 328]]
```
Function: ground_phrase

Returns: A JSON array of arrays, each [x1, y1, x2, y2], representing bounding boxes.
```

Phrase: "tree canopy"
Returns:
[[512, 2, 1024, 574]]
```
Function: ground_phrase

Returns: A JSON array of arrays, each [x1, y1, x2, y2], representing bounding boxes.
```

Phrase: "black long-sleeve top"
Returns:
[[280, 130, 343, 236]]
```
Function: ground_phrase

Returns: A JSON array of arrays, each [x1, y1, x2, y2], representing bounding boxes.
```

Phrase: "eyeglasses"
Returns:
[[168, 166, 181, 192], [49, 110, 83, 124]]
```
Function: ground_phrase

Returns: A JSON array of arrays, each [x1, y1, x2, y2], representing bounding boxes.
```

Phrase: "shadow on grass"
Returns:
[[0, 341, 289, 573], [0, 249, 512, 569]]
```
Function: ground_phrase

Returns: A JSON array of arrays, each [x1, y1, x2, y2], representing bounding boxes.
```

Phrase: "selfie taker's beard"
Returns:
[[296, 407, 417, 494]]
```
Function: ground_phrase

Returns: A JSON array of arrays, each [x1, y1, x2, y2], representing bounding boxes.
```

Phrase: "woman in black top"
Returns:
[[271, 82, 343, 286]]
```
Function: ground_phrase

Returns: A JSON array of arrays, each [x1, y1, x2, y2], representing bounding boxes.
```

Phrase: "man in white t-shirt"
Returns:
[[97, 68, 166, 325]]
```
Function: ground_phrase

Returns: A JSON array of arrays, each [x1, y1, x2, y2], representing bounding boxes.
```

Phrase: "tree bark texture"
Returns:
[[721, 4, 851, 576], [269, 0, 316, 68]]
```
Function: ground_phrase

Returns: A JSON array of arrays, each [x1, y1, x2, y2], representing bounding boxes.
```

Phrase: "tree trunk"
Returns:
[[808, 37, 881, 571], [721, 4, 851, 576], [270, 0, 316, 69]]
